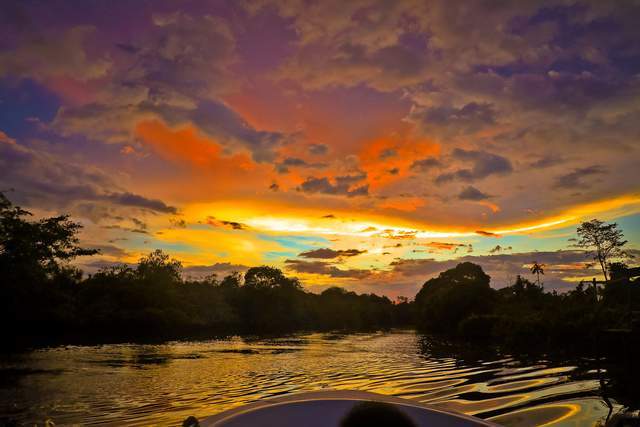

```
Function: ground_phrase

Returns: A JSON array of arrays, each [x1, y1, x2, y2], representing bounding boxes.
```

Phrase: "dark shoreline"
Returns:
[[7, 325, 636, 361]]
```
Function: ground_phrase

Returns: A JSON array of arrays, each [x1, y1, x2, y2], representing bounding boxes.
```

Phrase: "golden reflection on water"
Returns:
[[489, 399, 615, 427], [0, 332, 626, 426]]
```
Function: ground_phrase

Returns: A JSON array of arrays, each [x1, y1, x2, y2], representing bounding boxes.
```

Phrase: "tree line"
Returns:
[[1, 192, 637, 350], [415, 261, 638, 349], [1, 193, 411, 347]]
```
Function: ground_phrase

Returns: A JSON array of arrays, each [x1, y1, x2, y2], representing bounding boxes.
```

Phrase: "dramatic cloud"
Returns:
[[476, 230, 500, 238], [528, 155, 567, 169], [553, 165, 608, 189], [410, 157, 441, 173], [298, 248, 366, 259], [298, 173, 369, 197], [206, 216, 248, 230], [410, 102, 496, 139], [436, 149, 513, 184], [47, 13, 292, 163], [1, 1, 639, 297], [104, 192, 176, 214], [276, 157, 327, 174], [423, 242, 470, 252], [0, 132, 176, 215], [458, 186, 491, 201], [0, 25, 110, 82], [285, 259, 371, 279]]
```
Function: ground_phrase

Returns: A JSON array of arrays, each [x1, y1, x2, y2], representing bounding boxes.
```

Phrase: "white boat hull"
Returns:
[[201, 390, 499, 426]]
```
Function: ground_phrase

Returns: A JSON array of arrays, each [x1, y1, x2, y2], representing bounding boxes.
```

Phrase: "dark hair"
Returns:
[[340, 401, 417, 427]]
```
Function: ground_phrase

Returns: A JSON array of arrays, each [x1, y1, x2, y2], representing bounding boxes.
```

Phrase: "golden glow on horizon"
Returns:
[[176, 193, 640, 239], [131, 192, 640, 273]]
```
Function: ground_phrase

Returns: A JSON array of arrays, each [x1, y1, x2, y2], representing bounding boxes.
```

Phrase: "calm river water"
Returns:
[[0, 331, 628, 426]]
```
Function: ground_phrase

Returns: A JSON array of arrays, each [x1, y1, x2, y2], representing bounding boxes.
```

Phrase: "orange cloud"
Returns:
[[424, 242, 468, 251], [136, 119, 225, 167], [358, 135, 440, 190], [378, 197, 426, 212], [133, 119, 274, 200], [478, 200, 501, 213]]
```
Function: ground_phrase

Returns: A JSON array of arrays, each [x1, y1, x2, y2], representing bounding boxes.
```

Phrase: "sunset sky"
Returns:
[[1, 0, 639, 297]]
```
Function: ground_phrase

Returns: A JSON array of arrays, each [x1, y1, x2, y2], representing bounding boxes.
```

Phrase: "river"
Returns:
[[0, 331, 628, 426]]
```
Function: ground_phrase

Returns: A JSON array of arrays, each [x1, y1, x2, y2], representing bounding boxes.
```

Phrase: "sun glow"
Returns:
[[176, 194, 640, 241]]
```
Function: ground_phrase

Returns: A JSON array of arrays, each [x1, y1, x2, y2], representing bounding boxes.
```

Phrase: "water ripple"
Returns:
[[0, 331, 625, 426]]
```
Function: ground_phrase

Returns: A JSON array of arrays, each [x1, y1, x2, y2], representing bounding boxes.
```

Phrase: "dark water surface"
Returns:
[[0, 331, 629, 426]]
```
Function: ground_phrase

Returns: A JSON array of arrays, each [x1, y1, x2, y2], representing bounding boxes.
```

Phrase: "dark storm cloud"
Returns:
[[275, 157, 327, 174], [298, 248, 367, 259], [528, 155, 567, 169], [104, 192, 176, 213], [457, 186, 491, 201], [435, 149, 513, 184], [553, 165, 607, 189], [411, 102, 496, 137], [508, 71, 625, 112], [410, 157, 441, 173], [284, 259, 371, 278], [277, 31, 431, 91], [298, 173, 369, 197]]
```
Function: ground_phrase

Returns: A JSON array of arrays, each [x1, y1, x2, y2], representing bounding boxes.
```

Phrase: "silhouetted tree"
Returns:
[[414, 262, 495, 334], [244, 266, 301, 290], [576, 219, 629, 282], [136, 249, 182, 285], [530, 261, 545, 287], [0, 192, 97, 283]]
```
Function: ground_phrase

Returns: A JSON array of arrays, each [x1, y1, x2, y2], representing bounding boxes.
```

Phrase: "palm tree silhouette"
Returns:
[[530, 261, 545, 287]]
